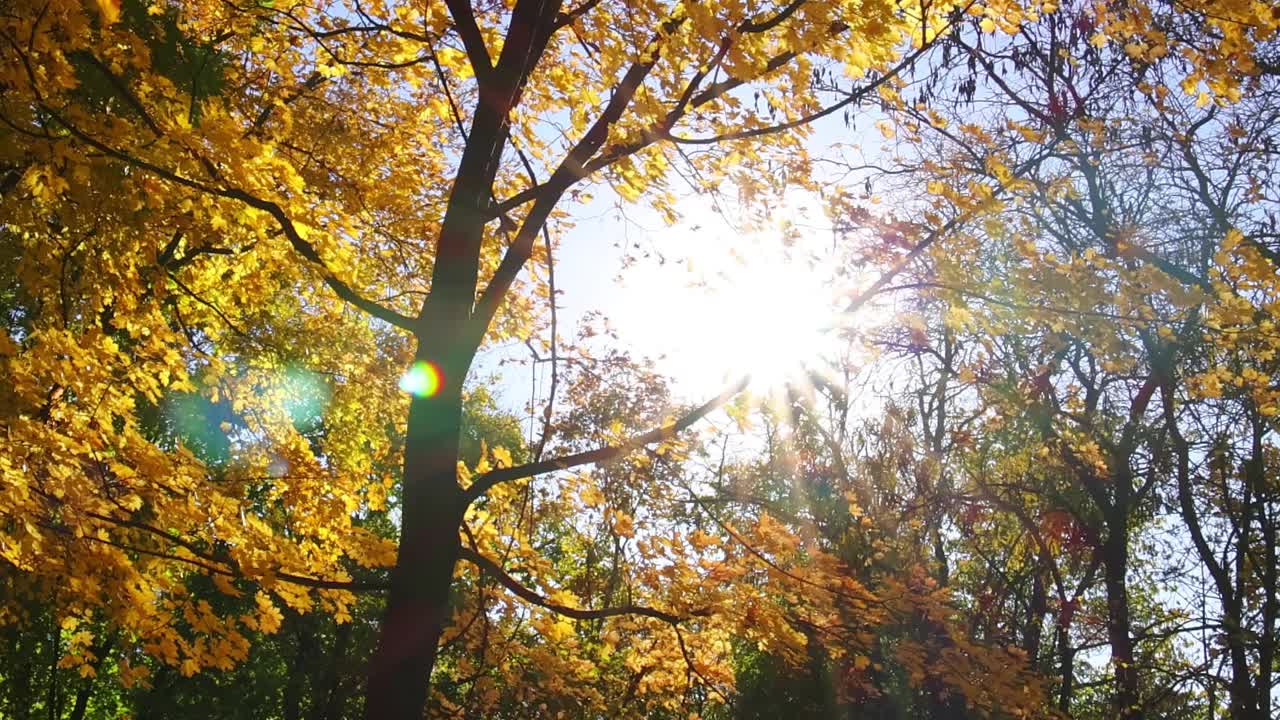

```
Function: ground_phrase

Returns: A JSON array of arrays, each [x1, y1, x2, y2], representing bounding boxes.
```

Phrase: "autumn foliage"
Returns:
[[1, 0, 1278, 719]]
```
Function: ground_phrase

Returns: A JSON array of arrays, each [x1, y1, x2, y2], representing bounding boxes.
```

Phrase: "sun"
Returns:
[[611, 233, 848, 398], [696, 256, 842, 393], [602, 197, 859, 401]]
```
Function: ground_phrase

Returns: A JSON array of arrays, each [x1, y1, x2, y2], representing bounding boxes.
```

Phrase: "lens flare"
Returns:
[[399, 361, 442, 398], [281, 365, 331, 430]]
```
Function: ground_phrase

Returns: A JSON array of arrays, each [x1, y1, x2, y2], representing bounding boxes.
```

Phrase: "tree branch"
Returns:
[[81, 510, 385, 592], [1, 38, 419, 334], [483, 3, 848, 221], [464, 375, 748, 503], [458, 546, 696, 624], [418, 0, 563, 330], [666, 37, 933, 147], [466, 16, 679, 344], [444, 0, 493, 81], [221, 189, 419, 332]]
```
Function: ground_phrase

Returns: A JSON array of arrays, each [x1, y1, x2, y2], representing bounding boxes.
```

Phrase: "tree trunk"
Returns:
[[5, 623, 34, 720], [1022, 571, 1046, 669], [1102, 517, 1141, 720], [360, 6, 563, 716], [67, 632, 115, 720], [1171, 387, 1264, 720], [310, 622, 353, 720], [1241, 419, 1271, 720], [365, 381, 467, 720], [46, 612, 60, 720], [1223, 606, 1260, 720], [283, 615, 313, 720], [1055, 626, 1074, 714], [1260, 496, 1276, 720]]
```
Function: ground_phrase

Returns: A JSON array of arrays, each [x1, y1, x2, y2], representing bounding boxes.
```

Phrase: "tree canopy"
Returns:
[[1, 0, 1279, 719]]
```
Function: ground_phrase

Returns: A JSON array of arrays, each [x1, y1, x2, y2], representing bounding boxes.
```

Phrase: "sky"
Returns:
[[479, 182, 841, 440], [480, 113, 890, 434]]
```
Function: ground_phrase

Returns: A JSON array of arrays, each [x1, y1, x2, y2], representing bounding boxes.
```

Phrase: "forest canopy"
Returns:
[[1, 0, 1278, 719]]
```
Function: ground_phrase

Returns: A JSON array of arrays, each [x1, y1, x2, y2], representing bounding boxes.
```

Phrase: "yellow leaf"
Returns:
[[94, 0, 121, 24], [611, 511, 635, 538], [491, 445, 512, 469], [580, 484, 605, 507], [213, 574, 242, 597]]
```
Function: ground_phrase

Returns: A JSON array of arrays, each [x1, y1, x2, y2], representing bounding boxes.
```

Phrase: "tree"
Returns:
[[4, 1, 1279, 718], [0, 0, 964, 717], [850, 1, 1280, 716]]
